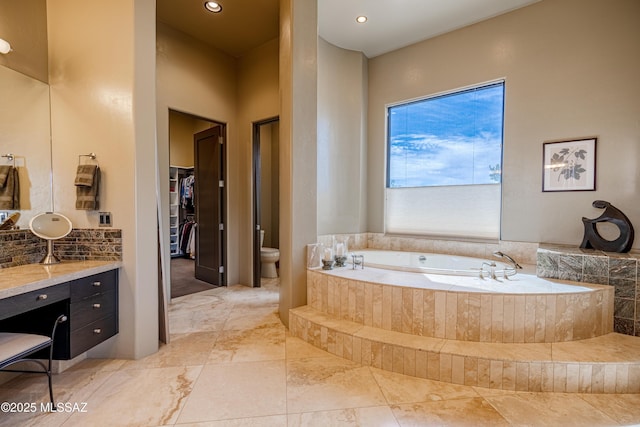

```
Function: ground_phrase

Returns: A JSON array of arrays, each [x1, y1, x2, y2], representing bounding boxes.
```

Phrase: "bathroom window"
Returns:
[[385, 81, 504, 240]]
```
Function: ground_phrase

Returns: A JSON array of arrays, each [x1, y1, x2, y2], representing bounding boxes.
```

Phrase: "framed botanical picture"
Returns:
[[542, 137, 597, 192]]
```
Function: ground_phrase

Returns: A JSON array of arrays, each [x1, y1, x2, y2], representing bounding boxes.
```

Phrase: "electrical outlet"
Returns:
[[99, 212, 112, 227]]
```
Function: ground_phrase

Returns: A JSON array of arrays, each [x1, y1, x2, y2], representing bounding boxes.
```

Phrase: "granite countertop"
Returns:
[[0, 260, 122, 300]]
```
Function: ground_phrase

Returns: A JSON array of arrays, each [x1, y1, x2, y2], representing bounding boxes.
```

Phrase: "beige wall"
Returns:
[[0, 0, 48, 83], [156, 23, 238, 292], [47, 0, 158, 358], [279, 0, 318, 326], [317, 38, 368, 235], [158, 26, 279, 290], [236, 39, 280, 285], [168, 110, 213, 167], [367, 0, 640, 249]]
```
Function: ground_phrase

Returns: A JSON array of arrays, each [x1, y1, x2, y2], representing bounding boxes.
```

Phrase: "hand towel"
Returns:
[[74, 164, 97, 187], [0, 167, 19, 210], [0, 165, 10, 187], [75, 166, 100, 210]]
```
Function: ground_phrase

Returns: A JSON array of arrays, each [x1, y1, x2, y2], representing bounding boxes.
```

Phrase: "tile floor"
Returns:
[[1, 279, 640, 426]]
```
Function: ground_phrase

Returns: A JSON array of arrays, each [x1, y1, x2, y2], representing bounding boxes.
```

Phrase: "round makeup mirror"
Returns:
[[29, 212, 72, 264]]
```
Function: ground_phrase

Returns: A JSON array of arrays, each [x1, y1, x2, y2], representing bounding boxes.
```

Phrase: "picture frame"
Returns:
[[542, 137, 597, 192]]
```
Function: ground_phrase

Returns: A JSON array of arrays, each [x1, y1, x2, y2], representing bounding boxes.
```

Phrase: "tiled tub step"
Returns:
[[289, 305, 640, 394]]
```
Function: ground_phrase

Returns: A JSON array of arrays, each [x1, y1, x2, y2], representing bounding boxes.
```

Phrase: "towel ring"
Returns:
[[2, 154, 15, 167], [78, 153, 98, 166]]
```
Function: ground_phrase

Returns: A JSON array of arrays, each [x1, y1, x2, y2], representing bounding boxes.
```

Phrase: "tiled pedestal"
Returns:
[[537, 245, 640, 336], [291, 266, 640, 393]]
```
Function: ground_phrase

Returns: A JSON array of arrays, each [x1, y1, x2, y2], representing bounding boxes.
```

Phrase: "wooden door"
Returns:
[[252, 124, 262, 286], [194, 125, 226, 286]]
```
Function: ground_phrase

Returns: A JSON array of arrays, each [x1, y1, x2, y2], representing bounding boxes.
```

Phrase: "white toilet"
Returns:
[[260, 230, 280, 278]]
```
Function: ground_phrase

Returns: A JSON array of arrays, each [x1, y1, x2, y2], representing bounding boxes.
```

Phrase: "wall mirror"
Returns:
[[0, 0, 52, 231]]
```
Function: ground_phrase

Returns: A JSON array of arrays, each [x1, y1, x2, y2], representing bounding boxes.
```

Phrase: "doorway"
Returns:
[[252, 117, 280, 287], [168, 109, 227, 298]]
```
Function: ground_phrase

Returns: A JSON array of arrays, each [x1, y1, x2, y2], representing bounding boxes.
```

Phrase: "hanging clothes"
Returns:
[[180, 174, 195, 210], [186, 223, 197, 259], [179, 220, 194, 254]]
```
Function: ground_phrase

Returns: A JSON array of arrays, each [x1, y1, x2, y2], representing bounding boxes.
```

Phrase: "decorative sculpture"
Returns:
[[580, 200, 634, 252]]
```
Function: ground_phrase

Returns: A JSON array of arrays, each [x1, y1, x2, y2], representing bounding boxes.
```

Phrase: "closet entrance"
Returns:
[[169, 109, 226, 298], [252, 117, 280, 287]]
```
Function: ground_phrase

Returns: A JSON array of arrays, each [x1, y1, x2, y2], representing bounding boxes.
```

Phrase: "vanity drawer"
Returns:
[[0, 283, 70, 321], [69, 291, 117, 331], [70, 314, 118, 358], [70, 269, 118, 301]]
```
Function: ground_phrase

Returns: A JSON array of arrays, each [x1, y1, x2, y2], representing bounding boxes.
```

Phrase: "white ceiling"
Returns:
[[319, 0, 540, 58], [157, 0, 540, 58]]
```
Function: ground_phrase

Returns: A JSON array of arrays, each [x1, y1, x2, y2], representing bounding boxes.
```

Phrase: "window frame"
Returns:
[[383, 79, 506, 240]]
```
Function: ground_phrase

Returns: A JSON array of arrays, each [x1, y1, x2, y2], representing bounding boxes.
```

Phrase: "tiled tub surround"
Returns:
[[306, 268, 613, 343], [291, 266, 640, 393], [0, 228, 122, 268], [318, 233, 539, 265], [537, 244, 640, 336]]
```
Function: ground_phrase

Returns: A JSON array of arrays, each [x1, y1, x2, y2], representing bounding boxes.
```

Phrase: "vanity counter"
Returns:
[[0, 260, 123, 300], [0, 260, 121, 360]]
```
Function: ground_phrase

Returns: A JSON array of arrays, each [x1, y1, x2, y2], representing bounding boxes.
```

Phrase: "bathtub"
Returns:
[[350, 249, 516, 278], [307, 251, 614, 342]]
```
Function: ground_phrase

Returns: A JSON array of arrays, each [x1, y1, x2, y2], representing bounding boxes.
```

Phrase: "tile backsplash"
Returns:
[[317, 233, 538, 265], [0, 228, 122, 268]]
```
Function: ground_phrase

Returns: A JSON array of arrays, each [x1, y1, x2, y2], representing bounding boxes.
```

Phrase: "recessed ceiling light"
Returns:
[[356, 16, 368, 24], [204, 1, 222, 13]]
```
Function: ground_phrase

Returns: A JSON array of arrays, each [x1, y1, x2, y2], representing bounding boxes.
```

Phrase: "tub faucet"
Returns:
[[493, 251, 522, 269], [480, 261, 497, 280]]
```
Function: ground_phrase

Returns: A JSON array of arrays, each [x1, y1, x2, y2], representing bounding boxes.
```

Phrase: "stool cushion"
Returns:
[[0, 333, 51, 366]]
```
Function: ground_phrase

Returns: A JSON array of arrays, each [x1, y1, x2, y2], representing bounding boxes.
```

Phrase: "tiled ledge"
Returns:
[[537, 244, 639, 337], [290, 306, 640, 394], [317, 233, 539, 266]]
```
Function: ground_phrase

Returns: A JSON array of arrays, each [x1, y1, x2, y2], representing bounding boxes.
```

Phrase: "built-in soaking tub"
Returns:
[[307, 250, 613, 343]]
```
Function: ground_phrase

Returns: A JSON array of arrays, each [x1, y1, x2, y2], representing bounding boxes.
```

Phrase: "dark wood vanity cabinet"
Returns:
[[67, 269, 119, 358], [0, 268, 119, 360]]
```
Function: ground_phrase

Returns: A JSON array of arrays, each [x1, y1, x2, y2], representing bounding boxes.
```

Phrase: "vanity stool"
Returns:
[[0, 314, 67, 405]]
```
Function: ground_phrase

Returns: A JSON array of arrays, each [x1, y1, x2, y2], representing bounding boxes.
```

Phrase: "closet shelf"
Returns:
[[169, 165, 195, 257]]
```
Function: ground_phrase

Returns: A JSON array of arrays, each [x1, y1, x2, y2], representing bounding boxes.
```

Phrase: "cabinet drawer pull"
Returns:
[[92, 281, 101, 287], [37, 294, 48, 301], [93, 303, 102, 309], [93, 328, 102, 334]]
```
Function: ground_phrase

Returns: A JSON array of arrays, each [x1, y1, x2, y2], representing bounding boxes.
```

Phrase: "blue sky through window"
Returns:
[[387, 82, 504, 188]]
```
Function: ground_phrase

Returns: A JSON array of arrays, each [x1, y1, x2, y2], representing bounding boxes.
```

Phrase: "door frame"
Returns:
[[165, 109, 227, 291], [252, 116, 279, 287]]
